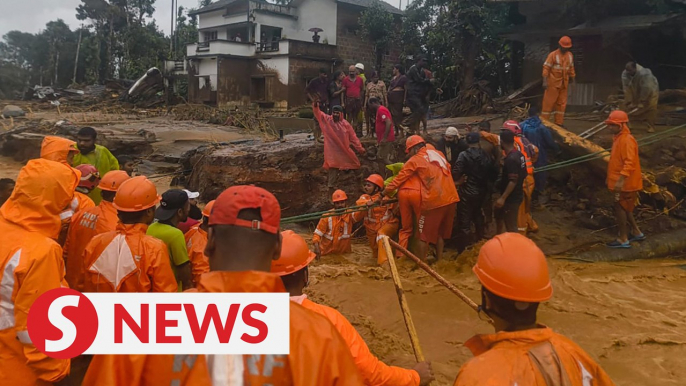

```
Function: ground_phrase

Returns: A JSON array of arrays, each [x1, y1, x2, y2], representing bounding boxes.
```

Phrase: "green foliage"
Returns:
[[400, 0, 511, 97], [358, 2, 397, 72]]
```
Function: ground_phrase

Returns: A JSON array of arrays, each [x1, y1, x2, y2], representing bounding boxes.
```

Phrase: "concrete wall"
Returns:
[[335, 4, 400, 74], [199, 10, 247, 30], [198, 58, 218, 91], [252, 0, 337, 45], [288, 57, 330, 108], [257, 57, 290, 109], [217, 57, 251, 107]]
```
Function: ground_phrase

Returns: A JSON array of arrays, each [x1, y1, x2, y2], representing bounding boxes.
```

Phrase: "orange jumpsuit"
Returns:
[[293, 295, 419, 385], [356, 193, 399, 264], [81, 223, 178, 293], [313, 210, 365, 255], [0, 159, 78, 386], [63, 200, 119, 290], [514, 136, 539, 234], [184, 225, 211, 286], [454, 327, 615, 386], [385, 147, 459, 243], [607, 124, 642, 192], [83, 271, 363, 385], [397, 176, 422, 255], [542, 49, 576, 125]]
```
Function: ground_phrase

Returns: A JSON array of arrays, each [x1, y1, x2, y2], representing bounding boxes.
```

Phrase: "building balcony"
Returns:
[[187, 39, 290, 58]]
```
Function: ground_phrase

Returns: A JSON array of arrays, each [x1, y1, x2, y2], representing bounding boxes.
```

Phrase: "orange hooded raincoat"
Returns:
[[385, 146, 459, 211], [313, 209, 365, 256], [184, 224, 211, 286], [293, 295, 419, 385], [80, 223, 178, 293], [454, 327, 615, 386], [63, 200, 119, 290], [313, 103, 365, 170], [607, 124, 642, 192], [83, 271, 363, 385], [356, 193, 399, 264], [0, 159, 78, 386]]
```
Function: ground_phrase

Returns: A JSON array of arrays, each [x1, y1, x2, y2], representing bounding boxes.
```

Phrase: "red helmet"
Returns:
[[332, 190, 348, 203], [405, 135, 425, 154], [271, 230, 316, 276], [473, 233, 553, 303], [75, 164, 100, 190], [365, 174, 384, 189], [502, 120, 522, 135]]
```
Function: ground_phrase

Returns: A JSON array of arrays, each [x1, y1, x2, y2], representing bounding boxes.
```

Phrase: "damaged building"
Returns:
[[503, 0, 686, 109], [177, 0, 402, 109]]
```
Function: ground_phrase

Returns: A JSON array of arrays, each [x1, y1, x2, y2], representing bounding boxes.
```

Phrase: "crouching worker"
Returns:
[[312, 189, 364, 257], [454, 233, 615, 385], [273, 230, 434, 386], [356, 174, 399, 265]]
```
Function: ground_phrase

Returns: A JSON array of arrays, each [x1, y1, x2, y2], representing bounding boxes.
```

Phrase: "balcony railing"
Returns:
[[187, 39, 289, 57]]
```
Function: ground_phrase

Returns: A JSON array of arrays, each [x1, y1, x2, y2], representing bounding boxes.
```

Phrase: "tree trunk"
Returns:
[[54, 49, 60, 86], [461, 33, 478, 90], [107, 14, 114, 79], [73, 28, 83, 84]]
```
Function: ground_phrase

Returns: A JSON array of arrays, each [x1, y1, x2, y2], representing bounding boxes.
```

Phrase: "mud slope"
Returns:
[[307, 241, 686, 385]]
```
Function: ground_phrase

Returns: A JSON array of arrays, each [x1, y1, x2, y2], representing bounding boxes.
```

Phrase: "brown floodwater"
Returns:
[[307, 240, 686, 386]]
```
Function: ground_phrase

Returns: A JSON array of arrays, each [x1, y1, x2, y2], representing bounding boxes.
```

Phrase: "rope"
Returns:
[[535, 123, 686, 173], [280, 199, 397, 224]]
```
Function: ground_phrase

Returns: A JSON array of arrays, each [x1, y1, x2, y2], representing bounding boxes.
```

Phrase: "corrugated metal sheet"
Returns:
[[567, 83, 595, 106]]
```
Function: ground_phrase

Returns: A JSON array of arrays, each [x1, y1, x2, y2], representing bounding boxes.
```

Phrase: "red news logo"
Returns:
[[27, 289, 290, 359]]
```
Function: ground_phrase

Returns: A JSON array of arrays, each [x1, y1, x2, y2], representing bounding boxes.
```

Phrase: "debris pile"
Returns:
[[171, 104, 278, 139]]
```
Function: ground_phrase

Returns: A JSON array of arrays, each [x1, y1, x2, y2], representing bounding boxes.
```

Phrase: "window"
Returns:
[[203, 31, 218, 42]]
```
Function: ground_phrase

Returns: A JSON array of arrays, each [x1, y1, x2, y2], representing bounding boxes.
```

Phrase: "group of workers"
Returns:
[[0, 128, 617, 384], [543, 36, 659, 132]]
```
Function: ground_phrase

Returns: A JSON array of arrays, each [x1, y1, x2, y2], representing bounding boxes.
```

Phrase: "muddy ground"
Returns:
[[2, 110, 686, 385]]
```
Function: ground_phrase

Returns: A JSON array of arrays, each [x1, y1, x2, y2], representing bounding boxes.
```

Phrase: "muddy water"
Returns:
[[307, 240, 686, 386]]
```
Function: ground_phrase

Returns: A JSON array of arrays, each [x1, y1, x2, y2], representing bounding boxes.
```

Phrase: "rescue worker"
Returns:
[[474, 121, 501, 227], [272, 230, 434, 385], [0, 159, 78, 386], [383, 136, 460, 262], [312, 189, 364, 257], [40, 136, 96, 244], [312, 97, 366, 190], [521, 107, 559, 199], [83, 185, 363, 385], [622, 61, 660, 133], [368, 96, 395, 169], [0, 178, 15, 207], [80, 176, 178, 293], [147, 189, 194, 291], [392, 163, 422, 257], [356, 174, 399, 265], [453, 132, 495, 252], [453, 233, 616, 385], [184, 200, 214, 286], [502, 120, 539, 234], [72, 126, 120, 204], [495, 130, 526, 234], [542, 36, 576, 125], [64, 170, 131, 290], [605, 110, 644, 248], [436, 127, 468, 170]]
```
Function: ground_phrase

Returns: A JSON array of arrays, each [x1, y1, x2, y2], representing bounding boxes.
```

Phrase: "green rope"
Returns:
[[280, 199, 397, 224]]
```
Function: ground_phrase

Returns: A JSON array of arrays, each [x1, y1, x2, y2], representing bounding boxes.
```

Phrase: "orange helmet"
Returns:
[[99, 170, 131, 192], [202, 200, 216, 217], [271, 230, 316, 276], [75, 164, 100, 190], [559, 36, 572, 48], [473, 233, 553, 303], [605, 110, 629, 126], [332, 189, 348, 202], [405, 135, 425, 154], [113, 176, 160, 212], [365, 174, 384, 189]]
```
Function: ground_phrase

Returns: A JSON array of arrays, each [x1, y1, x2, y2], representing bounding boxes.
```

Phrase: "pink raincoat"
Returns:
[[313, 104, 365, 170]]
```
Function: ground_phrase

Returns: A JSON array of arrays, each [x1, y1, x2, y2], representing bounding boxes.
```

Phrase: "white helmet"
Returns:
[[355, 63, 365, 71], [445, 127, 459, 136]]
